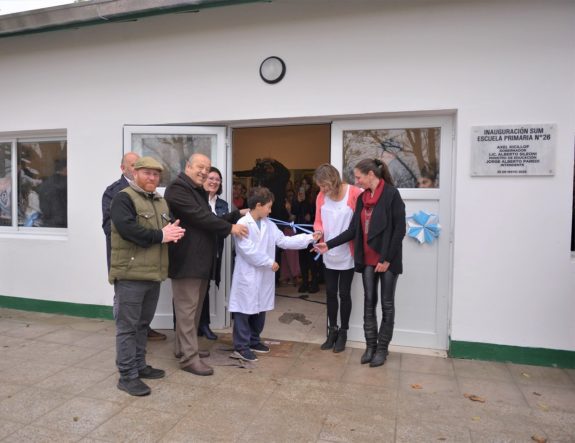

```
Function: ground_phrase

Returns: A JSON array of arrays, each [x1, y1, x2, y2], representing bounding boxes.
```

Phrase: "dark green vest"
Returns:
[[109, 187, 169, 283]]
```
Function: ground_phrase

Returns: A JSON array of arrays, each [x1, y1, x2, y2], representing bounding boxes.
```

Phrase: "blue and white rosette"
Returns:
[[406, 211, 441, 244]]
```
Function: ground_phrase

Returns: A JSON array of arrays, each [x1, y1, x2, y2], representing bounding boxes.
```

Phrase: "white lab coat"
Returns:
[[229, 212, 313, 315]]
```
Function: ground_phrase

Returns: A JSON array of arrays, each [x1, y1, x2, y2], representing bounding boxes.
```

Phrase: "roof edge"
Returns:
[[0, 0, 270, 39]]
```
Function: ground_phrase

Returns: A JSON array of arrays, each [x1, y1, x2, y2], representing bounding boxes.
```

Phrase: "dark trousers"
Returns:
[[324, 267, 354, 330], [199, 281, 211, 327], [114, 280, 160, 380], [233, 312, 266, 351], [298, 249, 321, 287], [362, 266, 399, 351]]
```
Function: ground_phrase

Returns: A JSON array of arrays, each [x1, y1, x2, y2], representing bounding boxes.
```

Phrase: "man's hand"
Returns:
[[162, 219, 185, 243], [271, 262, 280, 272], [312, 242, 328, 254], [375, 261, 390, 273], [312, 230, 323, 242], [231, 224, 248, 238]]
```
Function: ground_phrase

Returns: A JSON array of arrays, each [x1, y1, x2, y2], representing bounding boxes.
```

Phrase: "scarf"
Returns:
[[361, 179, 384, 209], [361, 179, 385, 266]]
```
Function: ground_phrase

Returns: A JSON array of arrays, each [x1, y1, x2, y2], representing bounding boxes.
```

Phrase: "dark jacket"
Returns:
[[213, 196, 234, 286], [102, 175, 129, 269], [164, 172, 238, 280], [326, 183, 406, 275]]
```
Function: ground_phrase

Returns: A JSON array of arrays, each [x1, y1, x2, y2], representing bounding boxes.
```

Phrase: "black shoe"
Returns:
[[298, 284, 309, 293], [333, 329, 347, 353], [198, 324, 218, 340], [230, 349, 258, 362], [117, 378, 151, 396], [369, 350, 388, 367], [320, 326, 339, 350], [308, 285, 320, 294], [360, 348, 376, 364], [250, 342, 270, 353], [138, 365, 165, 379]]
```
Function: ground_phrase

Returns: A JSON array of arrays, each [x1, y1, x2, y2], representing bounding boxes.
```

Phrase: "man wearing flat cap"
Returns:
[[109, 156, 185, 396]]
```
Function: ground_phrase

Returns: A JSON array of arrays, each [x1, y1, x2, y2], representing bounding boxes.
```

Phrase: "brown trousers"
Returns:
[[171, 278, 208, 367]]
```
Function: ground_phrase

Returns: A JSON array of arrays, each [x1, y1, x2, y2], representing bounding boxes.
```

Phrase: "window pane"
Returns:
[[18, 140, 67, 228], [342, 128, 441, 188], [131, 134, 216, 187], [0, 143, 12, 226]]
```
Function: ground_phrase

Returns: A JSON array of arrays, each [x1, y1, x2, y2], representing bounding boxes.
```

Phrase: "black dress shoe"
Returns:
[[198, 324, 218, 340]]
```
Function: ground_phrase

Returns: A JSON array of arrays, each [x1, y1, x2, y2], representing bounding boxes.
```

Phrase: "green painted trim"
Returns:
[[449, 340, 575, 369], [0, 295, 113, 320]]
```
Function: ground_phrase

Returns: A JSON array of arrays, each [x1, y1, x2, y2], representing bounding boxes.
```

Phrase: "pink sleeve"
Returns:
[[314, 192, 325, 233], [347, 185, 362, 210]]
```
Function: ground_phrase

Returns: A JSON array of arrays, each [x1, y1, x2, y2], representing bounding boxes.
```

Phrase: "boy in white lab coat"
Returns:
[[229, 187, 320, 362]]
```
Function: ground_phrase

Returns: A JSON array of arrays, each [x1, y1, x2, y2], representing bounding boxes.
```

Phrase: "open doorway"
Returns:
[[231, 124, 331, 344]]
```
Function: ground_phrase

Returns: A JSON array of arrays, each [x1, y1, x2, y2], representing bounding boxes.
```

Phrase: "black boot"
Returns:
[[320, 326, 339, 350], [333, 329, 347, 353], [360, 347, 376, 364], [198, 324, 218, 340], [369, 349, 389, 367]]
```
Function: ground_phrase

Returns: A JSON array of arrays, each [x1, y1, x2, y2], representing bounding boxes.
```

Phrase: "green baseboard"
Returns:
[[0, 295, 113, 320], [449, 340, 575, 369]]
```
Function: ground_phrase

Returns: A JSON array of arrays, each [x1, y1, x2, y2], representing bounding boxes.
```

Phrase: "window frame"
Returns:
[[0, 133, 68, 237]]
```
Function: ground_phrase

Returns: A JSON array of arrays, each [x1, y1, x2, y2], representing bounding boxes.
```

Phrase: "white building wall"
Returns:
[[0, 0, 573, 351]]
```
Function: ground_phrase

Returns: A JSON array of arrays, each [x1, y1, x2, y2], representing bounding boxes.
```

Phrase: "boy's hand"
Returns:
[[312, 230, 323, 242], [271, 262, 280, 272]]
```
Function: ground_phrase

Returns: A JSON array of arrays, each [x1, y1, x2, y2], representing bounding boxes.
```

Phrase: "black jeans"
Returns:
[[324, 267, 354, 330], [362, 266, 398, 351]]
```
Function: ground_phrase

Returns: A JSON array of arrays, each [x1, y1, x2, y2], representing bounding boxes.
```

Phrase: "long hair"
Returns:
[[354, 158, 395, 186], [313, 163, 342, 194]]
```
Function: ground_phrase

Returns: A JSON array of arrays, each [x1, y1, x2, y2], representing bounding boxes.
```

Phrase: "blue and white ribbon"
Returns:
[[268, 217, 321, 260], [268, 217, 314, 234]]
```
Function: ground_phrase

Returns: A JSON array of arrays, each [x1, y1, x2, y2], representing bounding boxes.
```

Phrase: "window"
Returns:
[[342, 128, 440, 188], [0, 136, 67, 230]]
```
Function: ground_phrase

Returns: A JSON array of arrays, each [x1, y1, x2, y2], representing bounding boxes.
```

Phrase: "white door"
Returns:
[[331, 116, 454, 350], [123, 125, 228, 330]]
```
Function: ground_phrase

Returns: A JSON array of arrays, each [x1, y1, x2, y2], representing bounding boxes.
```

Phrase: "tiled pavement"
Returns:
[[0, 308, 574, 442]]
